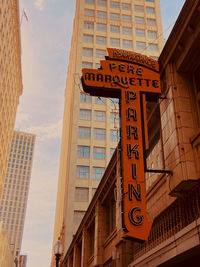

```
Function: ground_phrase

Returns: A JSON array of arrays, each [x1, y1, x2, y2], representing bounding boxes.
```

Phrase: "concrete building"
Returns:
[[52, 0, 164, 258], [59, 0, 200, 266], [0, 0, 23, 202], [0, 131, 36, 259]]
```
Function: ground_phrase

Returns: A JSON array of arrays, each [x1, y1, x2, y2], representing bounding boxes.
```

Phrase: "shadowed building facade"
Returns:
[[52, 0, 164, 262]]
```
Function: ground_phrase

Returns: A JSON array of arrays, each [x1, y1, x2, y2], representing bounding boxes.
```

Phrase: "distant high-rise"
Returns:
[[0, 0, 23, 202], [0, 131, 36, 258], [52, 0, 164, 257]]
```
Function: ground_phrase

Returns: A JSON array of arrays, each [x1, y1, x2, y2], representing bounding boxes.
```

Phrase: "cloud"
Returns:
[[24, 120, 62, 141], [34, 0, 45, 11]]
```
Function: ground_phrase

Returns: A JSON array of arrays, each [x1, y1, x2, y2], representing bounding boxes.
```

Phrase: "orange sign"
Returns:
[[81, 48, 161, 240]]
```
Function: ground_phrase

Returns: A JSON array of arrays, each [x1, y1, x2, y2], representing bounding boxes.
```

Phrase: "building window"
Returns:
[[96, 49, 106, 58], [147, 18, 156, 25], [110, 112, 119, 122], [110, 25, 120, 33], [146, 0, 154, 2], [85, 0, 94, 4], [96, 63, 101, 69], [110, 13, 120, 20], [74, 210, 85, 224], [135, 16, 144, 24], [84, 21, 94, 29], [78, 127, 91, 138], [122, 15, 131, 22], [94, 111, 106, 121], [82, 62, 93, 69], [148, 43, 158, 51], [92, 167, 105, 179], [97, 11, 107, 18], [110, 148, 115, 158], [110, 38, 120, 47], [123, 39, 132, 48], [122, 3, 131, 10], [96, 36, 106, 44], [92, 188, 96, 197], [94, 97, 106, 104], [136, 29, 145, 37], [136, 41, 146, 50], [96, 23, 107, 31], [79, 109, 91, 120], [134, 5, 144, 12], [110, 1, 120, 8], [76, 166, 89, 178], [146, 7, 155, 13], [83, 34, 93, 42], [98, 0, 107, 6], [82, 48, 93, 57], [77, 146, 90, 158], [122, 27, 132, 35], [110, 98, 119, 106], [148, 31, 157, 39], [84, 9, 95, 16], [110, 129, 119, 141], [93, 147, 106, 159], [94, 128, 106, 139], [104, 189, 116, 237], [75, 187, 89, 202]]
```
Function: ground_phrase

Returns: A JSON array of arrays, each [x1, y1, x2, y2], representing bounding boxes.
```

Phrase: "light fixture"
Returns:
[[54, 238, 63, 267]]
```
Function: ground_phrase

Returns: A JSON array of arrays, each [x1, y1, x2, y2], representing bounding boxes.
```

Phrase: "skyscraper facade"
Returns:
[[0, 131, 36, 258], [0, 0, 23, 202], [52, 0, 164, 256]]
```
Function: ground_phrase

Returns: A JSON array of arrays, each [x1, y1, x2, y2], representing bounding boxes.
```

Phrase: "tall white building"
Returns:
[[52, 0, 164, 257]]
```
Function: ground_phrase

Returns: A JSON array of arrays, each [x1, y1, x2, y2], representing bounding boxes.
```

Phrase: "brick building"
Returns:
[[58, 0, 200, 266]]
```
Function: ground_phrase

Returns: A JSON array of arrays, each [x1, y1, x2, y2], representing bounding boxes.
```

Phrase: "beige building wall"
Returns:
[[52, 0, 164, 259], [0, 131, 36, 258], [0, 0, 23, 202], [0, 222, 14, 267]]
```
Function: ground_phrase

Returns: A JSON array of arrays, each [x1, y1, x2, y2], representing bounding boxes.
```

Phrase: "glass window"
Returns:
[[123, 40, 132, 48], [110, 129, 119, 141], [93, 147, 105, 159], [148, 43, 158, 51], [96, 23, 107, 31], [82, 47, 93, 57], [92, 167, 105, 179], [110, 13, 120, 20], [82, 62, 93, 68], [79, 127, 91, 138], [122, 3, 131, 10], [110, 38, 120, 47], [94, 97, 106, 104], [84, 9, 95, 16], [94, 110, 106, 121], [110, 112, 119, 122], [135, 5, 144, 12], [146, 0, 154, 2], [110, 98, 119, 106], [146, 7, 155, 13], [135, 16, 144, 24], [98, 0, 107, 6], [76, 166, 89, 178], [85, 0, 94, 4], [96, 63, 101, 69], [79, 109, 91, 120], [75, 187, 89, 202], [110, 25, 120, 33], [147, 18, 156, 25], [122, 27, 132, 35], [74, 211, 85, 224], [96, 36, 106, 44], [77, 146, 90, 157], [148, 31, 157, 39], [96, 49, 106, 58], [110, 1, 120, 8], [136, 29, 145, 37], [83, 34, 93, 42], [84, 21, 94, 29], [80, 92, 91, 102], [94, 128, 106, 139], [136, 41, 146, 50], [97, 11, 107, 18], [122, 15, 131, 22]]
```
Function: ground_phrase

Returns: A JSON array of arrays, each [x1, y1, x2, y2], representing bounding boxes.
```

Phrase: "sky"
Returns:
[[16, 0, 185, 266]]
